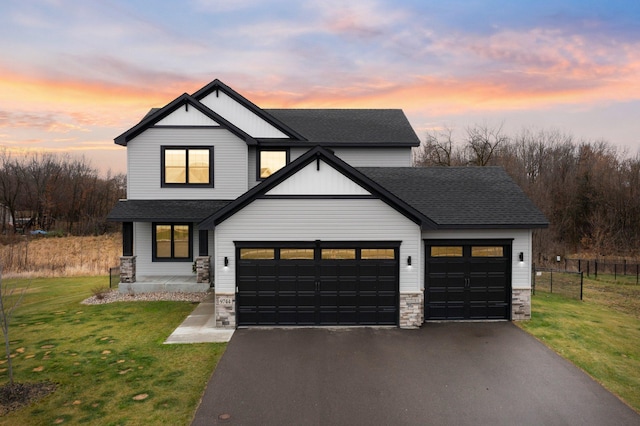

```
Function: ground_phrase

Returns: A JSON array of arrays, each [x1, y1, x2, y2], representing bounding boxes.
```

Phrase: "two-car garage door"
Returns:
[[236, 242, 399, 326]]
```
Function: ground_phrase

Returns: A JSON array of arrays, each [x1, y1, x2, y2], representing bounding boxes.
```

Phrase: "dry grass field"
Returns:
[[0, 234, 120, 278]]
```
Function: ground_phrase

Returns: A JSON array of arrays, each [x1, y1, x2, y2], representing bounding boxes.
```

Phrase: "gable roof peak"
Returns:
[[191, 79, 306, 140]]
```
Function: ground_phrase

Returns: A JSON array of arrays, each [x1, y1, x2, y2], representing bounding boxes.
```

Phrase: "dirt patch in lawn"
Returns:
[[0, 382, 56, 415]]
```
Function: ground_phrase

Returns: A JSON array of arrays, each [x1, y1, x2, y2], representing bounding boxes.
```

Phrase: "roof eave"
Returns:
[[255, 140, 421, 147], [431, 222, 550, 230]]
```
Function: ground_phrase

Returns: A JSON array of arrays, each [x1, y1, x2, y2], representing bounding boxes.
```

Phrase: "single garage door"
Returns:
[[424, 240, 511, 320], [236, 243, 399, 326]]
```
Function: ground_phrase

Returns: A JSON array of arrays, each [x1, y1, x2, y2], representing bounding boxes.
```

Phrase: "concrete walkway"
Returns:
[[164, 292, 234, 344]]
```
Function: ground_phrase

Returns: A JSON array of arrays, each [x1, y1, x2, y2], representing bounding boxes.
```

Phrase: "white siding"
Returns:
[[127, 128, 248, 199], [422, 229, 532, 290], [134, 222, 200, 276], [290, 147, 411, 167], [155, 106, 219, 126], [200, 90, 288, 138], [266, 160, 371, 196], [215, 198, 422, 294], [333, 148, 411, 167], [247, 147, 413, 187]]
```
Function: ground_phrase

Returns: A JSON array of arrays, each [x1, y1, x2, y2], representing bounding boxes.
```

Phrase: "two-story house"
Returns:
[[108, 79, 548, 329]]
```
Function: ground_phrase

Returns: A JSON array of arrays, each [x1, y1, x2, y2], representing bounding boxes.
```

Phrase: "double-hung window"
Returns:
[[153, 223, 192, 261], [162, 146, 213, 187]]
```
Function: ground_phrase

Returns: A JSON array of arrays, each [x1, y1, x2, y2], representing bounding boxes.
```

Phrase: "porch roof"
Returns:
[[107, 199, 232, 222]]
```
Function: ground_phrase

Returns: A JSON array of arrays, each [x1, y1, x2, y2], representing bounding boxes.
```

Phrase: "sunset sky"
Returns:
[[1, 0, 639, 175]]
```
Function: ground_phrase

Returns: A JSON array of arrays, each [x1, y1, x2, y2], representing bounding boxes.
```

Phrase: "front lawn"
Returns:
[[0, 276, 225, 425], [518, 279, 640, 413]]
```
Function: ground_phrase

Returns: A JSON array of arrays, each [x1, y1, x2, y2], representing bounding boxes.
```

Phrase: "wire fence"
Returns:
[[538, 257, 639, 285], [532, 265, 583, 300]]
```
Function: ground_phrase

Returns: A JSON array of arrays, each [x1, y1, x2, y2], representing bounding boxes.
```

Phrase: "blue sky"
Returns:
[[1, 0, 639, 174]]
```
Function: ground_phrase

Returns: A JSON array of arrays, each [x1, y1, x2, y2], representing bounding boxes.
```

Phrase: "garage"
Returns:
[[424, 240, 511, 320], [236, 242, 399, 326]]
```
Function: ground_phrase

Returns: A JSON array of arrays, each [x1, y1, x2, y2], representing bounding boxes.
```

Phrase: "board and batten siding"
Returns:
[[199, 90, 288, 138], [266, 160, 370, 196], [422, 229, 532, 290], [126, 128, 248, 200], [155, 107, 219, 126], [133, 222, 209, 276], [215, 198, 422, 294]]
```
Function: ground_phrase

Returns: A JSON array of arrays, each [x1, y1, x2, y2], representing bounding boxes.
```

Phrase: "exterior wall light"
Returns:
[[518, 252, 524, 262], [407, 256, 412, 266], [224, 256, 229, 267]]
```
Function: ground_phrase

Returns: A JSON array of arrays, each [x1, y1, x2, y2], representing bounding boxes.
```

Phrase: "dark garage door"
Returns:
[[236, 243, 399, 326], [425, 240, 511, 320]]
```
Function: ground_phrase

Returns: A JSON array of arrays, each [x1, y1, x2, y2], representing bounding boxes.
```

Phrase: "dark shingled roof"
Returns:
[[265, 109, 420, 146], [107, 200, 232, 222], [357, 167, 549, 229]]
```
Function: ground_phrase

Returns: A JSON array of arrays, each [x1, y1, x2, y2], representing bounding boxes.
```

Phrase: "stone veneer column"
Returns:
[[512, 289, 531, 320], [215, 294, 236, 328], [195, 256, 211, 284], [120, 256, 136, 283], [399, 293, 424, 328]]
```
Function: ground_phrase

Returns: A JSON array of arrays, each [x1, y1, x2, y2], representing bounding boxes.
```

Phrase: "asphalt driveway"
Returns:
[[192, 323, 639, 425]]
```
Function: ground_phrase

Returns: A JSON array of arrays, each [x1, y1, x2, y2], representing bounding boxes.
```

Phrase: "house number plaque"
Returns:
[[218, 297, 233, 305]]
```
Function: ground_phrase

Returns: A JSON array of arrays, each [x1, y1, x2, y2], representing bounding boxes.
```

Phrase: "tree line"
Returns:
[[0, 151, 126, 236], [414, 125, 640, 257]]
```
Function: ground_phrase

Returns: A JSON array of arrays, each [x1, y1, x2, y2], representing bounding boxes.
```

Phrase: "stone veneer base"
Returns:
[[215, 293, 236, 328], [399, 293, 424, 328], [512, 288, 532, 320]]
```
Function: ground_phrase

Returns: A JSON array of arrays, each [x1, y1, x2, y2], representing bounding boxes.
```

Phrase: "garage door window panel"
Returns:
[[361, 249, 395, 259], [471, 246, 504, 257], [321, 249, 356, 260], [280, 249, 314, 260], [240, 248, 275, 260], [431, 246, 463, 257]]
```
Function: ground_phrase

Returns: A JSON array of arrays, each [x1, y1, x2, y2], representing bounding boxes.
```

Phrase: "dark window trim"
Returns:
[[256, 147, 290, 181], [161, 146, 214, 188], [152, 222, 193, 262]]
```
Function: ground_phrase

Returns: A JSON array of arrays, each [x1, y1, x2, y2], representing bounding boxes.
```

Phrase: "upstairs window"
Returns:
[[258, 149, 289, 179], [162, 146, 213, 187]]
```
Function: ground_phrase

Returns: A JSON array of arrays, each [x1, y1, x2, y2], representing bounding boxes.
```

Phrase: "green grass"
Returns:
[[518, 278, 640, 413], [0, 276, 226, 425]]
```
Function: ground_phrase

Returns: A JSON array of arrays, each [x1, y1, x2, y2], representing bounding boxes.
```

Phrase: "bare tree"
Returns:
[[465, 123, 508, 166], [0, 269, 28, 385], [0, 151, 23, 234], [414, 127, 464, 166]]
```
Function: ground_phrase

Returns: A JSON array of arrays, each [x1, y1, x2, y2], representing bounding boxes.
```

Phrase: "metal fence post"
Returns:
[[532, 263, 536, 295], [580, 272, 583, 300], [614, 263, 617, 281], [550, 269, 553, 294], [595, 260, 598, 278]]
